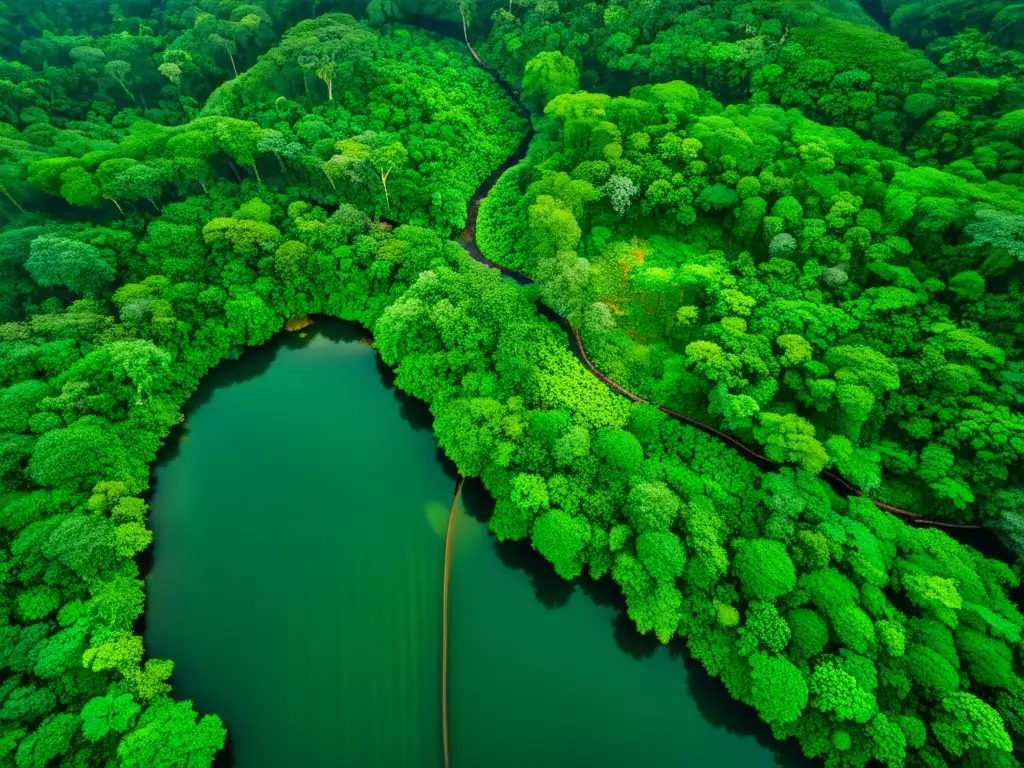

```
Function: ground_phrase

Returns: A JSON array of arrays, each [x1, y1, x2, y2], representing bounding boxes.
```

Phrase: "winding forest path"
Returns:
[[451, 37, 977, 532]]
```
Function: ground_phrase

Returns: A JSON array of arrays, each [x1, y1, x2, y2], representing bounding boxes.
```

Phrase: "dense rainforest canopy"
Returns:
[[1, 0, 1023, 766]]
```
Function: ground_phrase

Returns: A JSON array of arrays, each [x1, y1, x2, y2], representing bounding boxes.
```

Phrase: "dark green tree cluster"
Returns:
[[1, 15, 524, 232], [481, 0, 1024, 179], [0, 0, 295, 132], [866, 0, 1024, 76]]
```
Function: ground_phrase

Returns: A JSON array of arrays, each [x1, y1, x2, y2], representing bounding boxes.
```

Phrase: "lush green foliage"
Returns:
[[477, 75, 1024, 536], [481, 0, 1024, 178], [2, 2, 1024, 768], [0, 16, 524, 238], [869, 0, 1024, 77]]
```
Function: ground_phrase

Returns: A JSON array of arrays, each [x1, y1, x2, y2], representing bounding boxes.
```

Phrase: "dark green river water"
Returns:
[[144, 319, 806, 767]]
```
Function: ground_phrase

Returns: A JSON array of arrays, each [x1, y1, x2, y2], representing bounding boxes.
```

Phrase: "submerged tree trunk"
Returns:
[[441, 477, 464, 768], [0, 185, 24, 213]]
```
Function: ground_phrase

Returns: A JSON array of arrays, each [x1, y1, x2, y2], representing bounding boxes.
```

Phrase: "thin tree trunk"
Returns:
[[0, 185, 24, 213], [229, 162, 242, 182], [110, 198, 125, 215], [381, 171, 391, 212], [228, 52, 238, 78], [120, 82, 136, 102], [275, 154, 286, 173], [460, 8, 486, 66], [252, 163, 262, 186], [199, 181, 209, 194], [327, 79, 333, 100], [149, 198, 160, 212]]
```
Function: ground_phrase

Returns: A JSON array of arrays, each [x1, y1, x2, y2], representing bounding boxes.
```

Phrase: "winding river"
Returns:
[[144, 319, 806, 767]]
